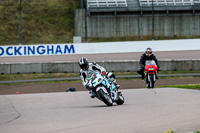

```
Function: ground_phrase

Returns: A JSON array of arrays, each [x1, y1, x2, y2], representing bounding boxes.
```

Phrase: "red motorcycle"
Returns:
[[144, 60, 158, 89]]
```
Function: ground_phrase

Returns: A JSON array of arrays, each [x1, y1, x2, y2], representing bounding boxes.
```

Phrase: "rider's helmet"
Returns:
[[145, 47, 152, 57], [79, 57, 89, 70]]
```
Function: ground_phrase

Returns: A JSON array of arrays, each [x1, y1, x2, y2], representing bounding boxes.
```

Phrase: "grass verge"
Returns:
[[0, 73, 79, 81], [160, 84, 200, 90], [0, 71, 200, 86], [1, 70, 200, 81]]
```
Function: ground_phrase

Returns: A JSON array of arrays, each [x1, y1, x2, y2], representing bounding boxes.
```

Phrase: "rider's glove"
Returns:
[[85, 84, 89, 90], [141, 65, 145, 69], [85, 84, 92, 90]]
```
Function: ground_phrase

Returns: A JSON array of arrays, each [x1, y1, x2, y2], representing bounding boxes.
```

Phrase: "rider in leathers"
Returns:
[[79, 57, 120, 98], [137, 47, 160, 80]]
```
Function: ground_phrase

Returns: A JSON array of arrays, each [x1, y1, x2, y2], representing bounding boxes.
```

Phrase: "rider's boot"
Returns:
[[156, 75, 159, 79], [141, 74, 145, 80], [89, 90, 95, 98]]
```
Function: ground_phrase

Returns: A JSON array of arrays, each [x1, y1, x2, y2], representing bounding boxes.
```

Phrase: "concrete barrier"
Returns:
[[42, 62, 78, 73], [103, 61, 139, 72], [0, 64, 10, 74], [10, 63, 42, 74], [0, 60, 200, 74]]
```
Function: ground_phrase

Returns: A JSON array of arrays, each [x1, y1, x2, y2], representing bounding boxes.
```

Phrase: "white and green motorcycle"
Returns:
[[85, 71, 124, 106]]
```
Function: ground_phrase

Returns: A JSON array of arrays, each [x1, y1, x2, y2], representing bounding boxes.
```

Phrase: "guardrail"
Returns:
[[0, 73, 200, 84]]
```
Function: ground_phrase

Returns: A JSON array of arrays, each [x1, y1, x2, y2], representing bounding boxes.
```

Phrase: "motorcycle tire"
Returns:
[[145, 75, 151, 89], [97, 89, 113, 106], [115, 94, 124, 105], [149, 74, 155, 89]]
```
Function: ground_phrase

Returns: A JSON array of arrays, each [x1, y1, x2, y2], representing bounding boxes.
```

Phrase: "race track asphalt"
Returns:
[[0, 88, 200, 133]]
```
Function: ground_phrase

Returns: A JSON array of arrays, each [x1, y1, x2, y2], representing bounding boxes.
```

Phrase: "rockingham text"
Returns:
[[0, 44, 75, 57]]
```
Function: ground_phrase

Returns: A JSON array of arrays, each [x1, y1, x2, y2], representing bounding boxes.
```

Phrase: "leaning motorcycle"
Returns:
[[85, 71, 124, 106], [144, 60, 158, 89]]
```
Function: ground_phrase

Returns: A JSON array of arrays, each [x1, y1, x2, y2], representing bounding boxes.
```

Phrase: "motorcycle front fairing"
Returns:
[[145, 60, 158, 76], [85, 71, 110, 95], [85, 71, 117, 100], [145, 61, 158, 72], [102, 78, 119, 101]]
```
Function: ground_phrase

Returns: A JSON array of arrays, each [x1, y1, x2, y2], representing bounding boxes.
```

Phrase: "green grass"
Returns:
[[158, 70, 200, 74], [1, 70, 200, 81], [1, 0, 200, 45], [161, 84, 200, 90], [0, 79, 81, 86], [0, 0, 80, 45], [0, 72, 79, 81], [0, 70, 200, 86]]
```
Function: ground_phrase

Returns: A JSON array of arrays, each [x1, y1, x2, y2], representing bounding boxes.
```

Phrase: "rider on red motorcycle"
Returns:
[[137, 48, 160, 80]]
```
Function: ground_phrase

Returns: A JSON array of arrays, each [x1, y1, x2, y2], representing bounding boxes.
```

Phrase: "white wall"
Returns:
[[1, 39, 200, 57], [75, 39, 200, 54]]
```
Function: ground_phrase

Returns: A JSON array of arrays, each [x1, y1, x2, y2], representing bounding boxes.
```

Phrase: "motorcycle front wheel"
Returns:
[[145, 75, 150, 89], [146, 74, 154, 89], [97, 89, 113, 106], [149, 74, 155, 89]]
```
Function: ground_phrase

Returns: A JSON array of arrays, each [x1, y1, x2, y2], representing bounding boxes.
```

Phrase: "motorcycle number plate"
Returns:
[[149, 68, 155, 70]]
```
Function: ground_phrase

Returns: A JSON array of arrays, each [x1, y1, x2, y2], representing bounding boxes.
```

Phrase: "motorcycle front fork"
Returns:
[[145, 73, 156, 82]]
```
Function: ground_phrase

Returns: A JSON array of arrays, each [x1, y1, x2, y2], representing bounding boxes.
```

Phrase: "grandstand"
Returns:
[[87, 0, 200, 16]]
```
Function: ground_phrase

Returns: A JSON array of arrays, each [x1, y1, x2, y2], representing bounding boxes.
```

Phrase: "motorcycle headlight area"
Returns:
[[148, 68, 155, 70]]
